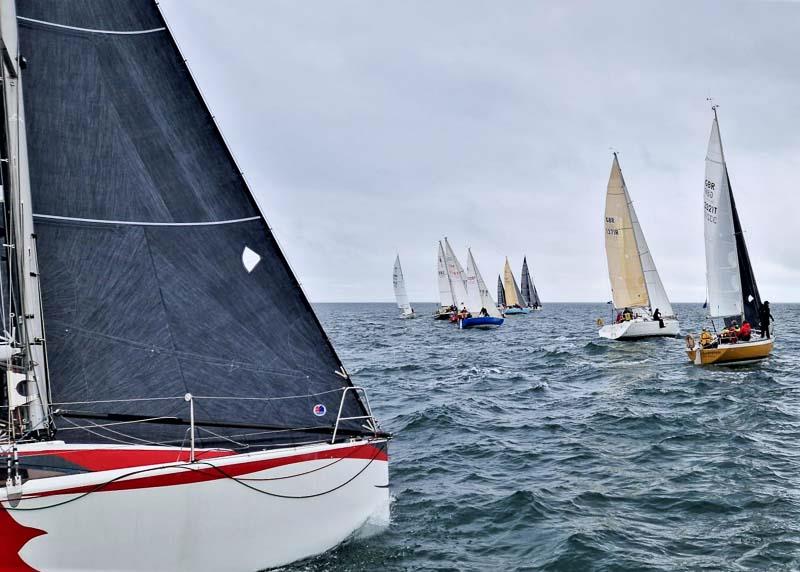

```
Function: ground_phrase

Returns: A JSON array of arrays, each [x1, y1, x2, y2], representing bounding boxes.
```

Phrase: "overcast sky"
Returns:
[[159, 0, 800, 303]]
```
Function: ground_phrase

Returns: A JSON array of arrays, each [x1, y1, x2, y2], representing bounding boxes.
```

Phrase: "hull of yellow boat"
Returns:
[[686, 338, 774, 365]]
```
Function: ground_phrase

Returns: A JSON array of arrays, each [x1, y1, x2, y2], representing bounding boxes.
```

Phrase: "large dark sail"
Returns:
[[727, 172, 761, 327], [520, 256, 541, 308], [17, 0, 373, 448], [497, 275, 506, 307]]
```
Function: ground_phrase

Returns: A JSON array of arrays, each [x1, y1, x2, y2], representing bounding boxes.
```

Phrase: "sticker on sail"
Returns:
[[241, 246, 261, 273], [313, 404, 327, 417]]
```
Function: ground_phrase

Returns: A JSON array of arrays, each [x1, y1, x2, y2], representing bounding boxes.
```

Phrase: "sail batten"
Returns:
[[19, 0, 371, 448]]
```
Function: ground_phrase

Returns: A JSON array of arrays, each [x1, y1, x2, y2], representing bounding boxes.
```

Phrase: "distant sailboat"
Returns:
[[686, 108, 773, 365], [502, 258, 530, 315], [497, 275, 507, 309], [443, 237, 470, 317], [460, 249, 504, 329], [599, 153, 679, 340], [434, 241, 456, 320], [393, 255, 415, 318], [520, 256, 542, 310]]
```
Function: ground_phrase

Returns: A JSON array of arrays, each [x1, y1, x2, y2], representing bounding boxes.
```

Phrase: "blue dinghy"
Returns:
[[459, 316, 504, 329]]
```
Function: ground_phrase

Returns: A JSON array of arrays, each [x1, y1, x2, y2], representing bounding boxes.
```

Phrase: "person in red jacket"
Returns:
[[739, 321, 752, 341]]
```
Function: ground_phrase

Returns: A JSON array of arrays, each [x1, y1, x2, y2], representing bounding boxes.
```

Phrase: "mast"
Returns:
[[0, 0, 50, 439]]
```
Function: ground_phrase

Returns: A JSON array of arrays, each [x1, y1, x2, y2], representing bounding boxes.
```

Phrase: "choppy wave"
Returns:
[[287, 302, 800, 571]]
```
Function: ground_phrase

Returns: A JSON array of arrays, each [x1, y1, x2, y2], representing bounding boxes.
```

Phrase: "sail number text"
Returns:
[[605, 217, 619, 236], [704, 180, 717, 223]]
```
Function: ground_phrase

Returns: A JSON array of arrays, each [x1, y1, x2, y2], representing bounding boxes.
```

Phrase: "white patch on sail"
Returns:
[[242, 246, 261, 273]]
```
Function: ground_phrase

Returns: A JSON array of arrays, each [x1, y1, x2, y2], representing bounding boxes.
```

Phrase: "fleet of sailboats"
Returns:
[[0, 3, 775, 566], [686, 108, 774, 365], [599, 153, 679, 340]]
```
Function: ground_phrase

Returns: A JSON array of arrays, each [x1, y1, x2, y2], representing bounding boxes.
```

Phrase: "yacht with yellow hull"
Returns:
[[687, 337, 773, 365], [687, 106, 774, 365]]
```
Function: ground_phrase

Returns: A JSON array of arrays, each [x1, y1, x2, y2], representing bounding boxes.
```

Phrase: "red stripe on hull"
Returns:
[[23, 442, 388, 500], [18, 448, 235, 472]]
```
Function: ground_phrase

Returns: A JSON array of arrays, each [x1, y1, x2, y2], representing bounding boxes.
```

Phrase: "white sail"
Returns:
[[704, 114, 742, 318], [437, 241, 454, 308], [393, 255, 413, 316], [467, 249, 503, 318], [606, 155, 674, 316], [443, 237, 469, 309], [502, 258, 523, 307]]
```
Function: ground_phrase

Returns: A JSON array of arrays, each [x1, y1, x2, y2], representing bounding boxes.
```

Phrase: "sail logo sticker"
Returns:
[[313, 404, 327, 416], [241, 246, 261, 273]]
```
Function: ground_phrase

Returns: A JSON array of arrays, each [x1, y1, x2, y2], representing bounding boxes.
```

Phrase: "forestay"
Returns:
[[18, 0, 371, 449], [704, 115, 742, 319]]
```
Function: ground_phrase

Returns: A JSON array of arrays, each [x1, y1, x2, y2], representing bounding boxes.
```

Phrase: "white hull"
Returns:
[[1, 439, 389, 571], [598, 317, 679, 340]]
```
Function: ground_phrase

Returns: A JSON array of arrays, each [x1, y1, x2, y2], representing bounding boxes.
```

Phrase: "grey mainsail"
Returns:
[[496, 275, 506, 307], [520, 257, 541, 309], [17, 0, 373, 448]]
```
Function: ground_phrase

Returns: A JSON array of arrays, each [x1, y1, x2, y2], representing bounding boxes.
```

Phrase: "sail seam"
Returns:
[[17, 16, 166, 35], [32, 214, 260, 227]]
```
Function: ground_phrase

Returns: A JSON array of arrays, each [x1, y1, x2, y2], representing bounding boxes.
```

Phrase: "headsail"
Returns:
[[443, 237, 469, 309], [502, 258, 523, 307], [437, 241, 454, 308], [393, 255, 413, 316], [704, 113, 742, 319], [465, 250, 502, 318], [18, 0, 372, 448], [496, 275, 506, 308], [520, 257, 542, 309]]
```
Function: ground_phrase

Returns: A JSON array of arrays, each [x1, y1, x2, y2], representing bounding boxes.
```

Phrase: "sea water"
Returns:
[[283, 303, 800, 571]]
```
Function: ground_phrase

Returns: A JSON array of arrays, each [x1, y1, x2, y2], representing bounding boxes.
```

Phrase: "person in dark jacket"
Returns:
[[652, 308, 664, 328], [759, 301, 774, 339]]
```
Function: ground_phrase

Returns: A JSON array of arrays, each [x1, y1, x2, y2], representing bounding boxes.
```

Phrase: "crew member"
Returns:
[[652, 308, 664, 328], [759, 301, 774, 339]]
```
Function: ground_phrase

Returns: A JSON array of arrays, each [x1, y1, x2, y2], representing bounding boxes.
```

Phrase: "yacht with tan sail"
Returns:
[[500, 258, 530, 315], [599, 154, 679, 340], [686, 108, 774, 365]]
